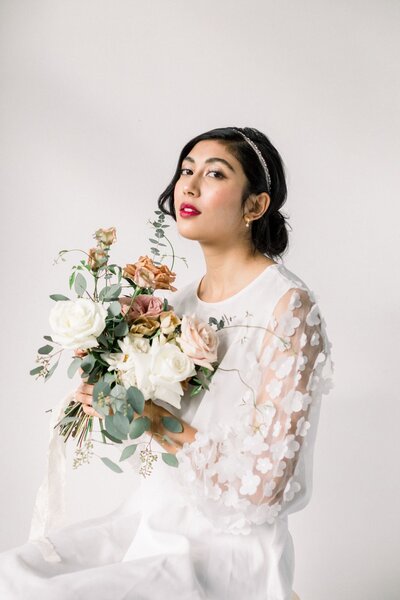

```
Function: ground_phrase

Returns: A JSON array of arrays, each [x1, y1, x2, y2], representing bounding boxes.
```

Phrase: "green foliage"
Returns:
[[30, 366, 44, 376], [81, 353, 96, 373], [113, 412, 130, 437], [119, 444, 137, 462], [105, 415, 126, 441], [113, 320, 129, 337], [38, 344, 53, 355], [129, 416, 150, 439], [162, 453, 178, 467], [126, 386, 145, 415], [161, 416, 183, 433], [100, 428, 123, 444], [100, 456, 123, 473], [49, 294, 70, 301], [67, 357, 81, 379], [107, 300, 121, 317], [99, 284, 122, 302], [74, 272, 87, 296]]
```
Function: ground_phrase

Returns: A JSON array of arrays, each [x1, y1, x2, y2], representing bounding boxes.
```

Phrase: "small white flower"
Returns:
[[266, 378, 282, 399], [263, 480, 277, 497], [256, 457, 273, 474], [310, 331, 320, 346], [242, 432, 269, 455], [273, 355, 295, 379], [282, 390, 305, 414], [239, 472, 261, 496], [296, 417, 311, 437], [306, 304, 321, 326], [283, 477, 301, 502], [300, 332, 308, 349], [281, 311, 301, 336], [288, 291, 302, 310]]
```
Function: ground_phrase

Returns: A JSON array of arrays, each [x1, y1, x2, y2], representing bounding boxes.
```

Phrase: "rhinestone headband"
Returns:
[[232, 129, 272, 194]]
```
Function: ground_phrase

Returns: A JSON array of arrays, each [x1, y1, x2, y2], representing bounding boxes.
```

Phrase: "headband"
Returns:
[[232, 129, 272, 194]]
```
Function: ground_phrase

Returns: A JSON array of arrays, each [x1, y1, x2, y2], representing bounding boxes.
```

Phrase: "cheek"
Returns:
[[205, 189, 241, 220]]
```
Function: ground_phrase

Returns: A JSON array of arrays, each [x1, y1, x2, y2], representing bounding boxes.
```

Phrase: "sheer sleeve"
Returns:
[[176, 286, 334, 534]]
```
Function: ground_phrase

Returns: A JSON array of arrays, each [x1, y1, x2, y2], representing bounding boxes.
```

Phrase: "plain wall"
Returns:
[[0, 1, 399, 599]]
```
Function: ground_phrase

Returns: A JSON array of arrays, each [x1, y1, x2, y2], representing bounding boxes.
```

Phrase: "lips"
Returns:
[[179, 203, 201, 216]]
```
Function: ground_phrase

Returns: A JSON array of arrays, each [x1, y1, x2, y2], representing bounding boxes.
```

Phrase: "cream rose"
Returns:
[[177, 314, 219, 370], [149, 337, 196, 409], [49, 298, 107, 350]]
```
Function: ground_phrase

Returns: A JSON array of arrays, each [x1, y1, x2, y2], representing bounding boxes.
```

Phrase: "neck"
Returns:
[[197, 240, 276, 302]]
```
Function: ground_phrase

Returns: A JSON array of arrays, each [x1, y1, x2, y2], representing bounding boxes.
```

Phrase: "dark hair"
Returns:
[[157, 126, 291, 260]]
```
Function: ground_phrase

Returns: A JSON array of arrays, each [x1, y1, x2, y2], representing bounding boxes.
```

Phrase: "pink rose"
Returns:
[[119, 294, 163, 323], [178, 314, 219, 370]]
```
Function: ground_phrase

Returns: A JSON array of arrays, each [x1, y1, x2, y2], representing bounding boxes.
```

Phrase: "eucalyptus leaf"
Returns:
[[69, 271, 76, 290], [161, 416, 183, 433], [74, 272, 87, 296], [44, 361, 59, 381], [30, 366, 44, 376], [114, 320, 129, 337], [67, 357, 81, 379], [162, 453, 178, 467], [43, 335, 53, 342], [100, 429, 122, 444], [108, 300, 121, 316], [105, 415, 126, 441], [100, 456, 123, 473], [38, 344, 53, 355], [119, 444, 138, 462], [103, 284, 122, 301], [129, 416, 150, 439], [81, 353, 96, 373], [49, 294, 70, 301], [110, 384, 126, 400], [113, 413, 130, 436], [126, 386, 145, 415]]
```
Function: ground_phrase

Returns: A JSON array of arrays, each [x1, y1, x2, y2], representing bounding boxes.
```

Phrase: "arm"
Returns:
[[175, 286, 334, 533]]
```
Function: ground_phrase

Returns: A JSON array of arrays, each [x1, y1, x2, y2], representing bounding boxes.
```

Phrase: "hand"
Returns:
[[74, 381, 103, 418]]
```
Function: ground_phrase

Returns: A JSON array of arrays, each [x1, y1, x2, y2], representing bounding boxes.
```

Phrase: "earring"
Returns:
[[245, 216, 251, 228]]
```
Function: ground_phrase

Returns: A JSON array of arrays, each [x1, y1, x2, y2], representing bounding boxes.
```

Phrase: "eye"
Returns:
[[207, 169, 224, 178], [179, 168, 225, 179]]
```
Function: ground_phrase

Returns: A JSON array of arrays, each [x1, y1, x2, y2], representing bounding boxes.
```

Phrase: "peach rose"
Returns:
[[129, 316, 160, 337], [177, 314, 219, 370], [93, 227, 117, 247], [123, 256, 177, 291], [119, 294, 164, 324], [88, 247, 108, 272]]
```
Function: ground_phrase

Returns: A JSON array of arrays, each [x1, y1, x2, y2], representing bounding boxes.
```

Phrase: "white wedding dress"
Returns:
[[0, 261, 334, 600]]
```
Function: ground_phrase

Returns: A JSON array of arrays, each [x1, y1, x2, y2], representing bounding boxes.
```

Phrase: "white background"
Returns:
[[1, 1, 399, 598]]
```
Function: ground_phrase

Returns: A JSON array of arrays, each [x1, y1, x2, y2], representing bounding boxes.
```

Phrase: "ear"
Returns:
[[244, 192, 271, 220]]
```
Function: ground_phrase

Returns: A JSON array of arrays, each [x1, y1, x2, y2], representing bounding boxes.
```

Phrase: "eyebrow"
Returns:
[[182, 155, 236, 173]]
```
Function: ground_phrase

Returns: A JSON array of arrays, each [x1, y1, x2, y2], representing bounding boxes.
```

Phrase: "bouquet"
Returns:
[[30, 211, 223, 477]]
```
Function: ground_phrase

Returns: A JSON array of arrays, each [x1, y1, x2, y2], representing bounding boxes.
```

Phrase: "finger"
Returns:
[[76, 382, 94, 394], [75, 391, 93, 406], [82, 404, 103, 418]]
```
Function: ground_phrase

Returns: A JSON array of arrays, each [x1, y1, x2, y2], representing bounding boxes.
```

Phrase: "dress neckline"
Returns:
[[194, 262, 281, 306]]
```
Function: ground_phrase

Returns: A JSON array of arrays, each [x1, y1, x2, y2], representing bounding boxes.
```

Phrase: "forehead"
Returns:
[[182, 139, 242, 172]]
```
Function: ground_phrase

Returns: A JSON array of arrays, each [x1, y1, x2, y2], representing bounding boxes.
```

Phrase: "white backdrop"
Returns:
[[1, 1, 399, 599]]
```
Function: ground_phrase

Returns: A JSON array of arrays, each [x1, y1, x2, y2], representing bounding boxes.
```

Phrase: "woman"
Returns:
[[0, 126, 334, 599]]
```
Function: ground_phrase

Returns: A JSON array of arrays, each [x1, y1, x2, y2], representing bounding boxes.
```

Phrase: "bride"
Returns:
[[0, 126, 334, 600]]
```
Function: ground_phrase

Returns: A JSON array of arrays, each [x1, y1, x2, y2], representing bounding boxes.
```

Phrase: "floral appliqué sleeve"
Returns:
[[176, 287, 334, 534]]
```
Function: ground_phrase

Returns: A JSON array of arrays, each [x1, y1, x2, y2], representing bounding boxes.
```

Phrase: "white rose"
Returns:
[[49, 298, 107, 350], [149, 338, 196, 409]]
